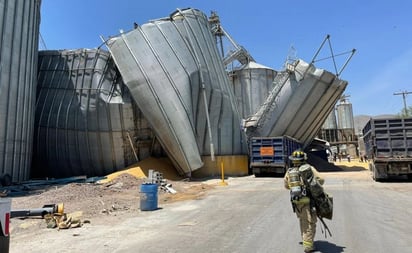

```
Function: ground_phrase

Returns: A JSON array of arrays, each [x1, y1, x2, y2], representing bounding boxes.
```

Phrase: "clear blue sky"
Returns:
[[39, 0, 412, 117]]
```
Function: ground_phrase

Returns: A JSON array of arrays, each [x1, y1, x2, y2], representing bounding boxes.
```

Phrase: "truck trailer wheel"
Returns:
[[0, 198, 11, 253], [370, 163, 381, 182], [254, 172, 262, 178], [0, 232, 9, 253]]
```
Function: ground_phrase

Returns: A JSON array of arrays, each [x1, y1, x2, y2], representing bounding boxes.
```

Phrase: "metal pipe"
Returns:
[[11, 203, 64, 218], [310, 34, 330, 64], [126, 131, 139, 162], [337, 49, 356, 77]]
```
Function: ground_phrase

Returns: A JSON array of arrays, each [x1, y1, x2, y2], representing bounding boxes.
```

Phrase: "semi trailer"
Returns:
[[362, 117, 412, 181], [249, 136, 302, 176]]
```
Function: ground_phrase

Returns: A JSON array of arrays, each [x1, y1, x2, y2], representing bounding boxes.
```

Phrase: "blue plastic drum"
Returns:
[[140, 183, 158, 211]]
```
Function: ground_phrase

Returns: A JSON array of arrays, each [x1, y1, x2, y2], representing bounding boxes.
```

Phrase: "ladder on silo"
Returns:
[[243, 61, 297, 132]]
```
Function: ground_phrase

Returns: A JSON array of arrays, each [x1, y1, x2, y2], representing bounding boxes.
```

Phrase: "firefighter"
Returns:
[[284, 150, 324, 253]]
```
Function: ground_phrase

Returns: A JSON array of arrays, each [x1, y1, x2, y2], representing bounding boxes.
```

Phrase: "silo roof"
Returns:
[[243, 61, 274, 70]]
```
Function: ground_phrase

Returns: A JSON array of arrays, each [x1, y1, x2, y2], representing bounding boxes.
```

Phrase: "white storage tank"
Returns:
[[0, 0, 41, 182]]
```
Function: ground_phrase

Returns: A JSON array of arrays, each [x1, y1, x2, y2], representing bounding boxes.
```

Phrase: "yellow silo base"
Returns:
[[192, 155, 249, 178]]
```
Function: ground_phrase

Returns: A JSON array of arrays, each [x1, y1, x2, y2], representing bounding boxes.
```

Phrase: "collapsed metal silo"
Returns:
[[244, 59, 348, 148], [0, 0, 41, 182], [106, 8, 247, 176], [229, 62, 277, 119], [33, 49, 152, 178]]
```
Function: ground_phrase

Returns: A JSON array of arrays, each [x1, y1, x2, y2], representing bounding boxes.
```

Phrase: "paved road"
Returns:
[[10, 170, 412, 253]]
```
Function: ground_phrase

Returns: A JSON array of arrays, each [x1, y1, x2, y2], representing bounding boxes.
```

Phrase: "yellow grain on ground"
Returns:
[[97, 156, 182, 184], [333, 160, 370, 170]]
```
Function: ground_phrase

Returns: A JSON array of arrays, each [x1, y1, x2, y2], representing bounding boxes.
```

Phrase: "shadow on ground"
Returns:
[[307, 153, 368, 172], [314, 240, 346, 253]]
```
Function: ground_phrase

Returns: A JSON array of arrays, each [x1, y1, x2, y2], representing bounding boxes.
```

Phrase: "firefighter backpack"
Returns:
[[299, 164, 333, 220]]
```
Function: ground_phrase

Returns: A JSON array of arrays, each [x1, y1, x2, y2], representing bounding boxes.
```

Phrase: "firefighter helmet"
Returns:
[[289, 150, 307, 162]]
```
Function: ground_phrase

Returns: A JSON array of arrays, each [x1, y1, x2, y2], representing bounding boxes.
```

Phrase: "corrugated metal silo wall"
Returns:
[[246, 60, 347, 148], [230, 65, 277, 119], [337, 103, 354, 129], [106, 8, 247, 176], [33, 49, 151, 178], [0, 0, 41, 182], [323, 109, 338, 129], [318, 109, 339, 143]]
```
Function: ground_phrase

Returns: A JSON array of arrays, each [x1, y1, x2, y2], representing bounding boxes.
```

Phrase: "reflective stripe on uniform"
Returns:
[[303, 240, 314, 250], [292, 196, 310, 205]]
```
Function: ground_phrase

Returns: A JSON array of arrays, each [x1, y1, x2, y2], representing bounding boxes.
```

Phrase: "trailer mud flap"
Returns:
[[371, 163, 387, 181]]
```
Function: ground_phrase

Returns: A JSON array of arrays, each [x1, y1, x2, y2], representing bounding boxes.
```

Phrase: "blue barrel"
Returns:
[[140, 184, 158, 211]]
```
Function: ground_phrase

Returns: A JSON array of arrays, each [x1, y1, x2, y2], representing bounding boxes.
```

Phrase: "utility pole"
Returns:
[[393, 90, 412, 116]]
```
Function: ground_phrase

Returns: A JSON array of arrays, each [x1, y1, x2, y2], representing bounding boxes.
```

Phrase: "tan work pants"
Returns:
[[295, 202, 317, 249]]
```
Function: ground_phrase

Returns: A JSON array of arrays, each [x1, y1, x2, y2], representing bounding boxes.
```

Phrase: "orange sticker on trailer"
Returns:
[[260, 147, 274, 156]]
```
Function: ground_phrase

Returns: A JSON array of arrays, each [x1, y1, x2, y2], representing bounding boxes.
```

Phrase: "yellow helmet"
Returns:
[[289, 150, 307, 163]]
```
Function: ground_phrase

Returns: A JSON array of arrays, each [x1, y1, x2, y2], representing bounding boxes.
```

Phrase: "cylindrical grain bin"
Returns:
[[323, 109, 338, 130], [229, 62, 277, 119], [337, 98, 355, 130], [140, 183, 158, 211], [0, 0, 42, 182]]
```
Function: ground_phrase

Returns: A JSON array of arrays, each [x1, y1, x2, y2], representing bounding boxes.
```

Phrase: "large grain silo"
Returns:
[[323, 109, 338, 129], [337, 96, 355, 129], [336, 95, 356, 148], [106, 8, 247, 176], [0, 0, 41, 182], [318, 109, 339, 143], [229, 62, 277, 119], [32, 49, 153, 178]]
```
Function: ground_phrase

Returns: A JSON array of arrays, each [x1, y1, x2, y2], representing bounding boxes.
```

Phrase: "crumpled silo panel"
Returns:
[[33, 49, 144, 178], [106, 8, 246, 176], [0, 0, 41, 182], [245, 59, 347, 148]]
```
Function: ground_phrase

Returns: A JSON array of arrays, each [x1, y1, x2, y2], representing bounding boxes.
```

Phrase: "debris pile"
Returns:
[[146, 169, 177, 194], [44, 213, 86, 230]]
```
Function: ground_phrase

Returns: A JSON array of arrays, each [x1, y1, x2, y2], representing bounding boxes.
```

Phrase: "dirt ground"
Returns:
[[7, 158, 369, 237], [8, 157, 216, 236]]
